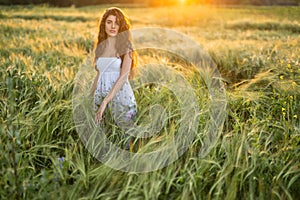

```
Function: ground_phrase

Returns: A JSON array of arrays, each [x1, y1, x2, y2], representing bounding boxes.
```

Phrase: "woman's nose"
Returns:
[[112, 23, 115, 29]]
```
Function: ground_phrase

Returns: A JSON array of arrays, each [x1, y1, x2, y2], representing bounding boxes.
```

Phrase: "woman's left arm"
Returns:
[[95, 53, 132, 122]]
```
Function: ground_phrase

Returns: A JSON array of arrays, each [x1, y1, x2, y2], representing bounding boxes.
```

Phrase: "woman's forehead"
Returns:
[[106, 15, 117, 21]]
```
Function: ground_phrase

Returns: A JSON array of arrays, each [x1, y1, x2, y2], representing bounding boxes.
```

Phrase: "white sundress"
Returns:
[[94, 57, 137, 130]]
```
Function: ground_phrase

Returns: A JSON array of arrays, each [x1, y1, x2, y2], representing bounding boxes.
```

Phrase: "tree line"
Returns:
[[0, 0, 299, 7]]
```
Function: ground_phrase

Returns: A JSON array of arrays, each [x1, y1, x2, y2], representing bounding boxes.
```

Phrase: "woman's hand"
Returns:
[[95, 99, 108, 124]]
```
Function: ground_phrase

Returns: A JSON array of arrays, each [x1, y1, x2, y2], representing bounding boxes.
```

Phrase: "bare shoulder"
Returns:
[[124, 51, 133, 59]]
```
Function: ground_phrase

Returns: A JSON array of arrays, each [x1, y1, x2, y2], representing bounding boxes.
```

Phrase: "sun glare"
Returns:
[[179, 0, 186, 5]]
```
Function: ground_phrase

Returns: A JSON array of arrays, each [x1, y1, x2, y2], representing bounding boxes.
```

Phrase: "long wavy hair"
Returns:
[[94, 7, 137, 79]]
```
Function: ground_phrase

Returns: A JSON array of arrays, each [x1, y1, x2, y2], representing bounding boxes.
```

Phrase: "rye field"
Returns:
[[1, 4, 300, 200]]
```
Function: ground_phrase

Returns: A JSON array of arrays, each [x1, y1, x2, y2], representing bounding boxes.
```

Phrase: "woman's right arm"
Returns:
[[89, 69, 100, 97]]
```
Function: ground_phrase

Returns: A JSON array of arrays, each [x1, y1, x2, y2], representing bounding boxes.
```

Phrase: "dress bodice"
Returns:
[[96, 57, 122, 73]]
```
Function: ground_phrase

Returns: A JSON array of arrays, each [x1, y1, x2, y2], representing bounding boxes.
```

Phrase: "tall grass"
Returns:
[[1, 4, 299, 200]]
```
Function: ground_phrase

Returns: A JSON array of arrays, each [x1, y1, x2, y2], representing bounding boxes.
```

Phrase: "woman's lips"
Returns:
[[110, 30, 116, 33]]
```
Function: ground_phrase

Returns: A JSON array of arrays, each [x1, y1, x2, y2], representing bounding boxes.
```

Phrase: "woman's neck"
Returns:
[[106, 36, 116, 48], [99, 37, 117, 57]]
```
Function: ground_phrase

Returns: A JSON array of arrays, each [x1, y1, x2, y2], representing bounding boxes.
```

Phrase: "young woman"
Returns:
[[89, 7, 137, 150]]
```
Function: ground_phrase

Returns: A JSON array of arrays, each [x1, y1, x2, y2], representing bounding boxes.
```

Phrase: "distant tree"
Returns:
[[49, 0, 73, 7], [0, 0, 48, 5], [250, 0, 299, 5], [0, 0, 298, 6]]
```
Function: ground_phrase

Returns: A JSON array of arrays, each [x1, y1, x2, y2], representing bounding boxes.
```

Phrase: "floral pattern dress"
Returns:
[[94, 57, 137, 130]]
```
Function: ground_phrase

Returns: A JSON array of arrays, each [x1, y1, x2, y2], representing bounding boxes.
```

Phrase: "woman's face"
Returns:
[[105, 15, 119, 37]]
